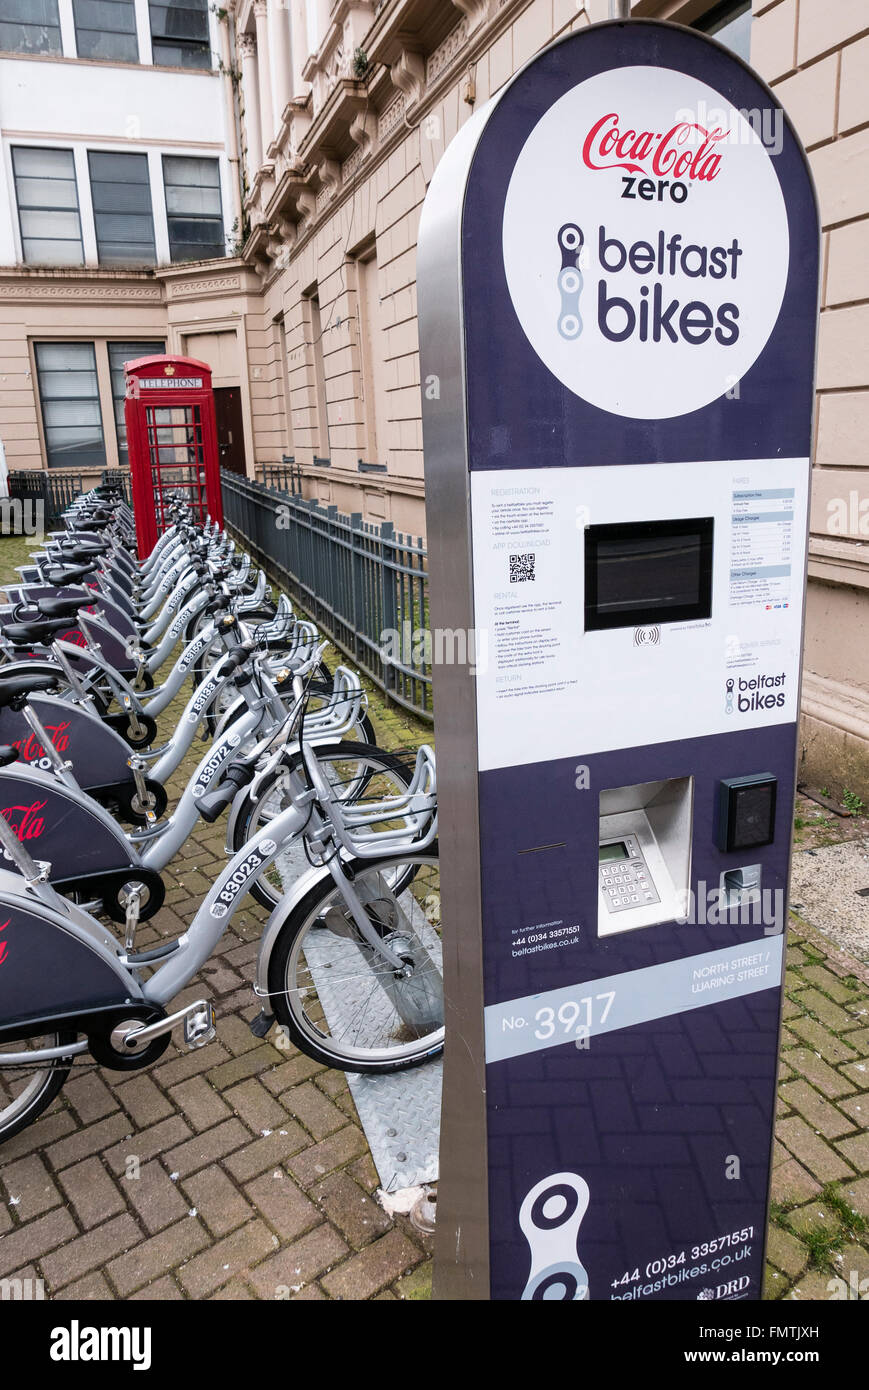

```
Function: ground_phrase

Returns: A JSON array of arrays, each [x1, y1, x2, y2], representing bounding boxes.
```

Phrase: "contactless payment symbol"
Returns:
[[519, 1171, 590, 1300]]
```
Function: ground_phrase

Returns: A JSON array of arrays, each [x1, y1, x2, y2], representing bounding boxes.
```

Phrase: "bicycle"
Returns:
[[0, 679, 440, 1145]]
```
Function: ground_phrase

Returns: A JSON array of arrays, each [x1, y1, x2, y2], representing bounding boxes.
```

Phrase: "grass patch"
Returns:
[[821, 1182, 869, 1241]]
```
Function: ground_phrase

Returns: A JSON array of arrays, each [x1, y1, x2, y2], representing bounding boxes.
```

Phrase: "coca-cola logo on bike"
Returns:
[[12, 721, 70, 764], [0, 920, 9, 967], [502, 66, 789, 419], [1, 800, 47, 843]]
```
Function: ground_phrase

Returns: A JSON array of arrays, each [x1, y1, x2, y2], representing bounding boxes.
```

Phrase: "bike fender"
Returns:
[[0, 878, 142, 1033], [0, 694, 138, 789], [0, 764, 142, 879], [253, 862, 340, 1001]]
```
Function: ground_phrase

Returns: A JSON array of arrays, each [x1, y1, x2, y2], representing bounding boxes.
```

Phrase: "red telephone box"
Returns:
[[124, 354, 224, 558]]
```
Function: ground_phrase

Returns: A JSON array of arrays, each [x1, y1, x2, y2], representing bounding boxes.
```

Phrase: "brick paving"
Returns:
[[0, 537, 867, 1300]]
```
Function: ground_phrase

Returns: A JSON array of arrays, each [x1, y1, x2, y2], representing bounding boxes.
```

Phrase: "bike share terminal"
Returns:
[[419, 18, 819, 1300]]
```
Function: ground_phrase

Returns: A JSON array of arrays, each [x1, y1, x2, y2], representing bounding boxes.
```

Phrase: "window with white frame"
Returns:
[[162, 155, 224, 261], [12, 147, 83, 266], [34, 342, 106, 469], [0, 0, 61, 55], [72, 0, 138, 62], [108, 339, 165, 462], [149, 0, 211, 69], [88, 151, 156, 264]]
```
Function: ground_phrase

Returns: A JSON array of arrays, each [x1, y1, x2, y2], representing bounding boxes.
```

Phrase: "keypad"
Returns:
[[599, 836, 660, 913]]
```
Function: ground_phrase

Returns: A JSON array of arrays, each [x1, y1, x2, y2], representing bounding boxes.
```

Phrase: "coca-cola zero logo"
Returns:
[[582, 113, 727, 189]]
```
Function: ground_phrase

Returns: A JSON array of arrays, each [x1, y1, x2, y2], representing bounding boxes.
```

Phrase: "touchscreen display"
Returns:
[[585, 518, 714, 631]]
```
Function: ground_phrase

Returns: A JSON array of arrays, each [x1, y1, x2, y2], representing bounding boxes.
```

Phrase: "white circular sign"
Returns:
[[502, 66, 789, 419]]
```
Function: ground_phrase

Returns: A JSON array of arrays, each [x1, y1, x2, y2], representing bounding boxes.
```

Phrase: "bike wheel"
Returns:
[[233, 741, 415, 910], [0, 1033, 75, 1144], [266, 850, 443, 1073]]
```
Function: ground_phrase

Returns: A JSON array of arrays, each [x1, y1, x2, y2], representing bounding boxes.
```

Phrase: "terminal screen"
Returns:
[[599, 841, 629, 862], [585, 517, 714, 631]]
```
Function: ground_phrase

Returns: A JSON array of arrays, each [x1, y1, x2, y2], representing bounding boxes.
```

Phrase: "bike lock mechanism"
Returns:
[[127, 754, 157, 823]]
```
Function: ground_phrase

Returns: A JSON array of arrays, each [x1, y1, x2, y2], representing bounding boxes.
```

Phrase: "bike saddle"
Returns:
[[0, 745, 20, 767], [35, 592, 91, 620], [62, 544, 108, 561], [3, 617, 73, 647], [44, 563, 99, 585], [0, 674, 59, 708]]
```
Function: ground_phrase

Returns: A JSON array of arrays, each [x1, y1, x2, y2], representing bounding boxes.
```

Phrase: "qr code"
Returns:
[[509, 553, 535, 583]]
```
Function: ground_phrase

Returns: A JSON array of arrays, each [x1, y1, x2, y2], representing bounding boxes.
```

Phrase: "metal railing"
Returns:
[[6, 467, 132, 529], [256, 458, 305, 495], [222, 469, 432, 720]]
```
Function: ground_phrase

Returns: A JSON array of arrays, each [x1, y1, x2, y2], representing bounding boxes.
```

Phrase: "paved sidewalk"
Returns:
[[0, 537, 867, 1300]]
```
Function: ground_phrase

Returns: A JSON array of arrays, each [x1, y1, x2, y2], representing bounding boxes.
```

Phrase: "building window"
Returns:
[[307, 292, 330, 458], [694, 0, 752, 63], [108, 340, 165, 463], [149, 0, 211, 69], [72, 0, 138, 62], [88, 151, 156, 265], [12, 147, 83, 266], [0, 0, 61, 55], [356, 250, 390, 469], [162, 155, 224, 261], [34, 342, 106, 469]]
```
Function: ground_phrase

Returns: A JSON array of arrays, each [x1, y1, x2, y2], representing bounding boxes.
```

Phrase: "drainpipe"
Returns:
[[218, 4, 245, 247]]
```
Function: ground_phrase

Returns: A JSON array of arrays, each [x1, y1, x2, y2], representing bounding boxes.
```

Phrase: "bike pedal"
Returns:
[[184, 1002, 216, 1049], [249, 1009, 275, 1039]]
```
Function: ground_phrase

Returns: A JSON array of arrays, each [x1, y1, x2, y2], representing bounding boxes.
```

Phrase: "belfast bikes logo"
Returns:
[[726, 671, 787, 716], [503, 65, 789, 419], [519, 1172, 590, 1300]]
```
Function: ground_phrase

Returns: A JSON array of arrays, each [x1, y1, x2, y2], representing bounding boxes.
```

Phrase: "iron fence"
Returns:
[[256, 458, 305, 495], [6, 467, 131, 530], [222, 469, 432, 720]]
